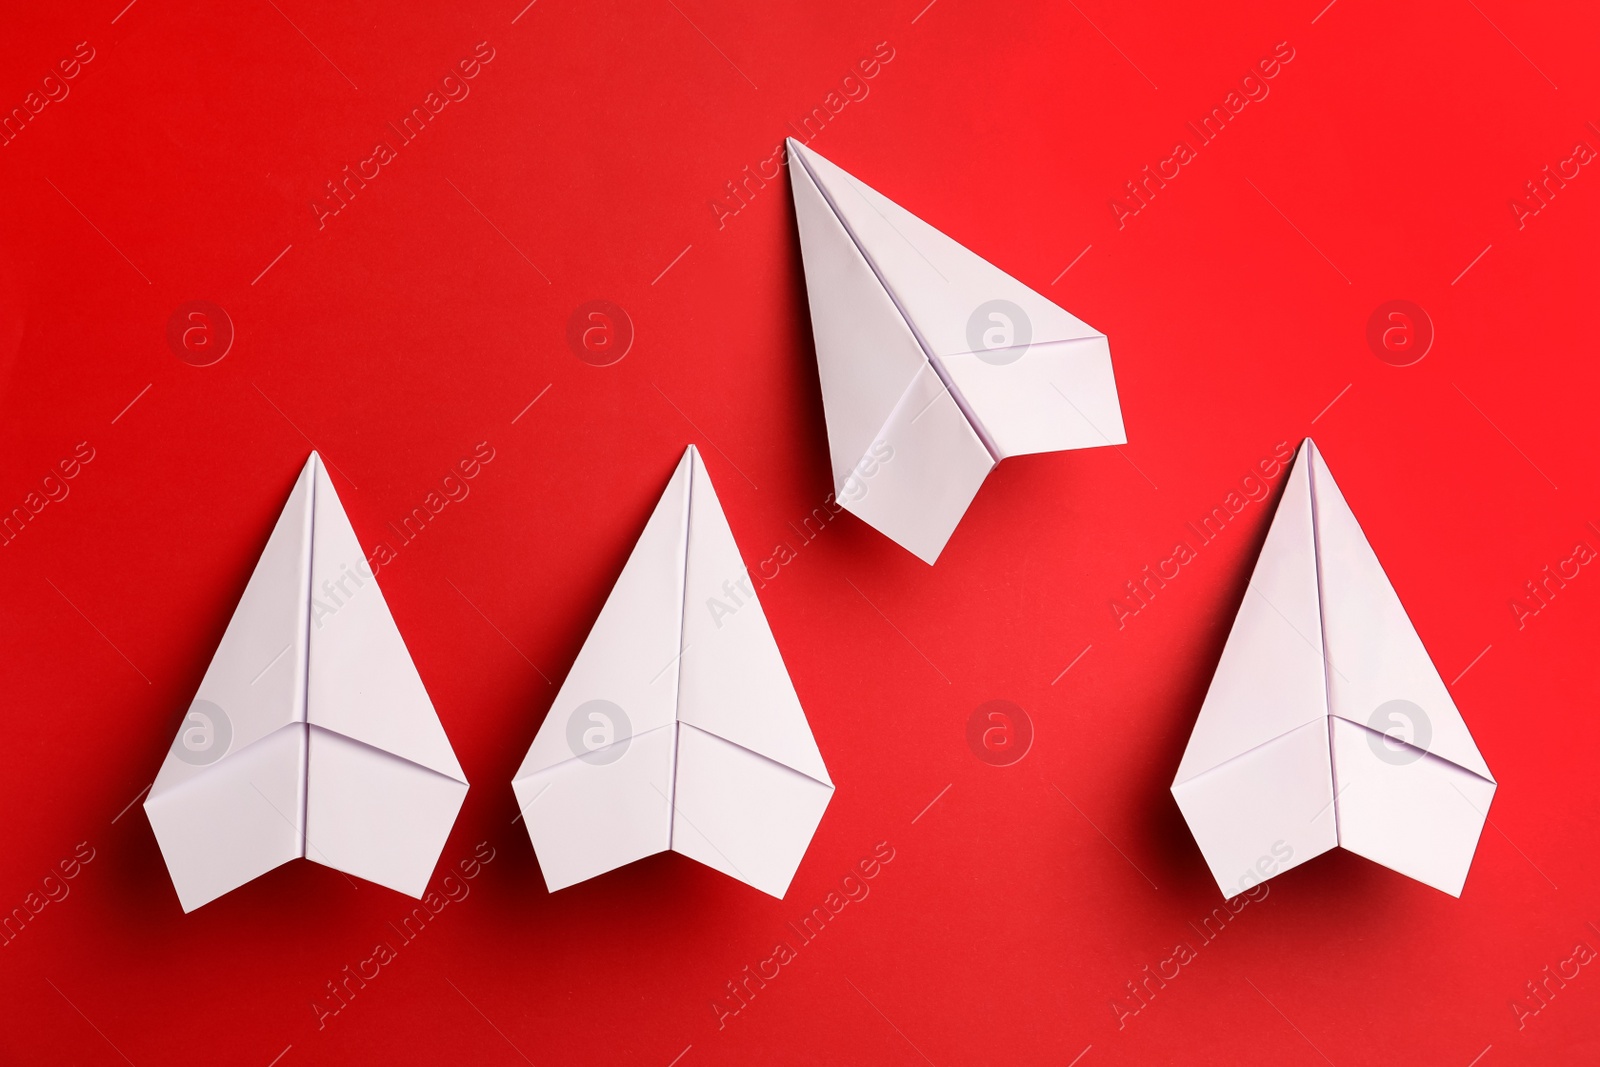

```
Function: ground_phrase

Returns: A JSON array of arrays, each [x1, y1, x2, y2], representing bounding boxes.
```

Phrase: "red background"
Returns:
[[2, 0, 1597, 1063]]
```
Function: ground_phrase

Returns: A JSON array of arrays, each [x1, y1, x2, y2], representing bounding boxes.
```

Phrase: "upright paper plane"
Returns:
[[1172, 440, 1496, 898], [512, 446, 833, 898], [146, 454, 469, 912], [787, 138, 1126, 563]]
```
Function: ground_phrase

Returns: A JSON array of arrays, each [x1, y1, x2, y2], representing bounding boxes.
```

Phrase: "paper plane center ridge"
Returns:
[[786, 137, 1126, 563], [145, 453, 468, 912], [1171, 439, 1495, 898], [512, 445, 833, 899]]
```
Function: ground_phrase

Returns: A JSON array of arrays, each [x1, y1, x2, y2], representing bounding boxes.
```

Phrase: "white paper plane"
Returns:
[[786, 138, 1126, 563], [1172, 439, 1496, 898], [512, 445, 833, 898], [145, 453, 469, 912]]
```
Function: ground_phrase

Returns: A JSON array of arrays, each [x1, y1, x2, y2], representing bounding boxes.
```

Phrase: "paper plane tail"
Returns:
[[1328, 718, 1495, 897], [670, 724, 834, 899], [513, 723, 676, 892], [303, 727, 469, 898], [144, 725, 306, 912], [1170, 719, 1338, 899], [838, 363, 993, 563], [934, 335, 1125, 460]]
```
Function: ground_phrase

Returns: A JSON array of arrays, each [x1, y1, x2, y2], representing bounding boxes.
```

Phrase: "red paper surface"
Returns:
[[2, 1, 1597, 1063]]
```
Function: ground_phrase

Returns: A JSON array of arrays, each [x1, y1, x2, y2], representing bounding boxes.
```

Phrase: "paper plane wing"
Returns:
[[675, 446, 833, 897], [1172, 440, 1494, 898], [144, 460, 314, 912], [787, 138, 1125, 563], [510, 454, 689, 892], [1170, 449, 1337, 898], [1306, 442, 1495, 895], [302, 459, 468, 898], [513, 446, 833, 898], [146, 454, 468, 911]]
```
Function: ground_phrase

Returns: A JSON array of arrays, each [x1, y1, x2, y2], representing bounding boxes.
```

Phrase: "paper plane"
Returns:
[[1172, 440, 1495, 898], [146, 454, 468, 912], [512, 446, 833, 898], [786, 138, 1126, 563]]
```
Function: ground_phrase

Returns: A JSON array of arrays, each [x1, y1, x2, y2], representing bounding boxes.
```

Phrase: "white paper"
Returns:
[[1172, 439, 1495, 898], [145, 454, 469, 912], [512, 446, 833, 898], [787, 138, 1125, 562]]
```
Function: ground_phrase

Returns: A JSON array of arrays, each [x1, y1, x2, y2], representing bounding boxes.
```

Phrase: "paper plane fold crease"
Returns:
[[786, 137, 1126, 563], [145, 454, 469, 912], [1172, 439, 1495, 898], [512, 446, 833, 899]]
